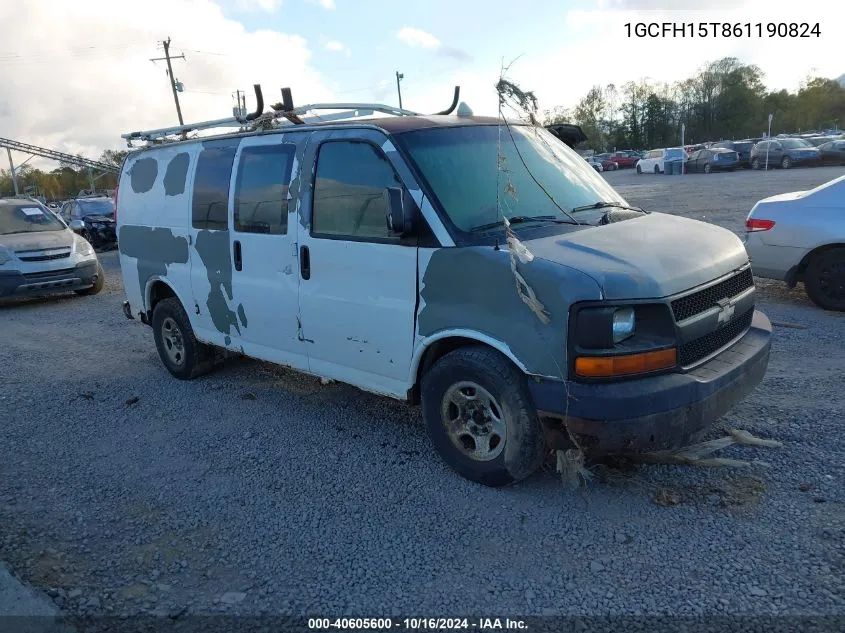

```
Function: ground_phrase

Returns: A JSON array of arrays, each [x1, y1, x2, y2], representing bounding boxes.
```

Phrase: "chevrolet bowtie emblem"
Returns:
[[716, 298, 736, 325]]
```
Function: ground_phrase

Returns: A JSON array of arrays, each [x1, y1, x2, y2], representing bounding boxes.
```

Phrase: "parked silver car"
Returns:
[[0, 198, 105, 300], [744, 174, 845, 311]]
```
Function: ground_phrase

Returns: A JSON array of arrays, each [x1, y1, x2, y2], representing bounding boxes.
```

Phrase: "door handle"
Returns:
[[233, 240, 242, 272], [300, 245, 310, 280]]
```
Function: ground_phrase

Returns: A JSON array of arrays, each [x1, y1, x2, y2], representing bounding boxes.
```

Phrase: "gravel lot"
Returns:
[[1, 166, 844, 623]]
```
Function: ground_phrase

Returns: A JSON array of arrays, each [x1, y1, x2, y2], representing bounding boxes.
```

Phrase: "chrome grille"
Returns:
[[22, 268, 75, 280], [678, 308, 754, 367], [671, 268, 754, 322], [18, 251, 71, 262]]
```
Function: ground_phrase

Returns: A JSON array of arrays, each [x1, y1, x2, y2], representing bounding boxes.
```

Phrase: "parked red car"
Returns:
[[608, 151, 641, 168], [594, 153, 620, 171]]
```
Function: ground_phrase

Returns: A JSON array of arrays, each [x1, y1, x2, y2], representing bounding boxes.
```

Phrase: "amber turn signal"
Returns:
[[575, 348, 677, 378]]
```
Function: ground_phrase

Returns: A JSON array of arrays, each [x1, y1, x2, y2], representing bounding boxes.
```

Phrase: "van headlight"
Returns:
[[574, 305, 637, 349], [74, 236, 94, 257], [612, 307, 636, 343]]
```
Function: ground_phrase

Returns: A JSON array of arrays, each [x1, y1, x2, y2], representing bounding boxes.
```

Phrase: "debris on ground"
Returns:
[[125, 396, 139, 406], [653, 488, 682, 506], [555, 448, 592, 488], [239, 392, 257, 401], [630, 429, 782, 468]]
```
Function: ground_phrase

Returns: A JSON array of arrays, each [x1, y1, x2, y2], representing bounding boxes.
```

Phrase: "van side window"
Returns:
[[234, 145, 295, 235], [312, 141, 403, 240], [192, 139, 238, 230]]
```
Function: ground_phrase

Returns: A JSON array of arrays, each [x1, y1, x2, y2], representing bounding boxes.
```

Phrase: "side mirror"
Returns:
[[69, 219, 85, 233], [385, 187, 416, 237]]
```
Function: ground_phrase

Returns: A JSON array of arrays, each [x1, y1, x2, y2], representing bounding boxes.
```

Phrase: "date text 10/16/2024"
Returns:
[[625, 22, 821, 38], [308, 618, 528, 630]]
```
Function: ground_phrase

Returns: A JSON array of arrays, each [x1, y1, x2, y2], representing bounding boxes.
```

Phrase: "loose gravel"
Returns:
[[1, 167, 843, 622]]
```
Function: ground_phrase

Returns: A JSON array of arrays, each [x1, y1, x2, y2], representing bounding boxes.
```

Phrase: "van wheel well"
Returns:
[[794, 243, 845, 283], [147, 281, 177, 322], [408, 337, 499, 405]]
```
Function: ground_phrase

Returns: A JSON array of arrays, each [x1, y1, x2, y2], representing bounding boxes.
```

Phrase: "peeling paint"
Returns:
[[163, 153, 190, 196], [130, 157, 158, 194], [119, 225, 189, 306], [194, 230, 241, 337], [418, 246, 600, 378], [237, 303, 248, 328]]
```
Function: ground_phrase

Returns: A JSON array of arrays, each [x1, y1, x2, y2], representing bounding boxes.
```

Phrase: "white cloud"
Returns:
[[397, 27, 441, 50], [307, 0, 336, 8], [325, 40, 350, 56], [236, 0, 283, 11], [0, 0, 333, 167]]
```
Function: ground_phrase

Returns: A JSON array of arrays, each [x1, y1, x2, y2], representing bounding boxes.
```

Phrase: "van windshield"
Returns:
[[0, 203, 65, 235], [397, 124, 625, 232]]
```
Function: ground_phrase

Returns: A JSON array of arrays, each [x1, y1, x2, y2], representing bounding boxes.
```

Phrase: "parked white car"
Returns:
[[585, 156, 604, 173], [636, 147, 686, 174], [744, 173, 845, 311], [0, 198, 104, 300]]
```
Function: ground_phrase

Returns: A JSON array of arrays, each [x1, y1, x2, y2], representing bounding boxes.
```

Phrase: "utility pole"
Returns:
[[395, 71, 404, 110], [6, 148, 19, 196], [233, 90, 247, 117], [151, 37, 186, 126]]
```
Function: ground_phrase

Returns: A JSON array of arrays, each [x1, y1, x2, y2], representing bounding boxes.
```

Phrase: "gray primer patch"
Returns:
[[163, 153, 190, 196], [130, 157, 158, 194], [418, 246, 600, 378], [118, 225, 189, 305], [194, 230, 242, 337], [237, 304, 248, 328]]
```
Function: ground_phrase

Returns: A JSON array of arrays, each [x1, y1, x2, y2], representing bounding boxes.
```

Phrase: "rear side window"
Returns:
[[192, 139, 238, 230], [234, 144, 295, 234], [312, 141, 402, 240]]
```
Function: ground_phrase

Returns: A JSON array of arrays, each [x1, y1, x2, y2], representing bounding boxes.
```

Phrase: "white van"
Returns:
[[116, 88, 771, 486], [636, 147, 686, 174]]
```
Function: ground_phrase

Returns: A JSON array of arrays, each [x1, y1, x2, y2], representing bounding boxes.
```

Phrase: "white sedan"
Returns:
[[744, 173, 845, 311]]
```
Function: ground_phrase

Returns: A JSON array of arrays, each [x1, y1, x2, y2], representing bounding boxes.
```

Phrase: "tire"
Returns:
[[654, 165, 660, 174], [74, 263, 105, 296], [152, 297, 215, 379], [781, 156, 791, 169], [704, 163, 711, 174], [751, 158, 760, 170], [636, 164, 642, 174], [804, 248, 845, 312], [421, 346, 546, 487]]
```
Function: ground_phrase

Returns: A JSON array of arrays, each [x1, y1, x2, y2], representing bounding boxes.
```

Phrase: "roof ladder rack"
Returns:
[[122, 84, 460, 145]]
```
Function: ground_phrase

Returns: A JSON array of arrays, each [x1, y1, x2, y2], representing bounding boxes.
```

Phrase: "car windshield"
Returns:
[[397, 124, 625, 232], [780, 138, 813, 149], [78, 199, 114, 217], [0, 203, 66, 235]]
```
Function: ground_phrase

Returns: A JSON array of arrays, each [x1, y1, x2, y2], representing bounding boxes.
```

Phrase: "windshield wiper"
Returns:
[[570, 201, 645, 214], [470, 215, 573, 232]]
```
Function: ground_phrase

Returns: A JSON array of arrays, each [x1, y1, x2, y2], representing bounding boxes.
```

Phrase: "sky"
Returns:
[[0, 0, 842, 170]]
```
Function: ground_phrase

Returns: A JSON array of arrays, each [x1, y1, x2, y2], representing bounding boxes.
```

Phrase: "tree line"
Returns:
[[543, 57, 845, 152], [0, 149, 128, 201]]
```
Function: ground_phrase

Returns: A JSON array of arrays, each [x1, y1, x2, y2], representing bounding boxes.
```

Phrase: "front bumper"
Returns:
[[0, 260, 100, 299], [529, 310, 772, 454]]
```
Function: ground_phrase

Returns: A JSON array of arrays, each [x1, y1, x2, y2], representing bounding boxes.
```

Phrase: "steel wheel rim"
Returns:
[[161, 317, 186, 367], [704, 164, 711, 173], [440, 381, 507, 462]]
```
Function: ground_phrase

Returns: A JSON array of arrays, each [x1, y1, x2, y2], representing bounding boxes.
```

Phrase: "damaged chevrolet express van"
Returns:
[[117, 92, 771, 486]]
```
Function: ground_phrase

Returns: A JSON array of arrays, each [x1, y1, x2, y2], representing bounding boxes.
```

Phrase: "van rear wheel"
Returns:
[[152, 297, 214, 379], [421, 346, 546, 487]]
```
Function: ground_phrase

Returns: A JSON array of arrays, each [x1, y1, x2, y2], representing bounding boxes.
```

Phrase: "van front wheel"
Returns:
[[421, 346, 546, 487], [152, 297, 214, 380]]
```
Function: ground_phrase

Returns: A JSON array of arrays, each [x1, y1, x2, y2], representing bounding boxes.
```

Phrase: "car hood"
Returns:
[[0, 229, 74, 251], [521, 213, 749, 300]]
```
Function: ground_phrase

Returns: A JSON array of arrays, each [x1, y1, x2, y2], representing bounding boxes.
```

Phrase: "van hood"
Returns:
[[521, 212, 749, 300], [0, 229, 73, 252]]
